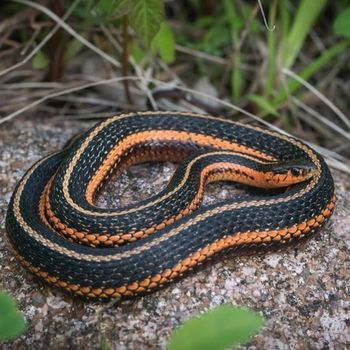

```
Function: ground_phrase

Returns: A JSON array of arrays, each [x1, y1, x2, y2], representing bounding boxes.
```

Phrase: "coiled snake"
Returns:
[[6, 112, 336, 299]]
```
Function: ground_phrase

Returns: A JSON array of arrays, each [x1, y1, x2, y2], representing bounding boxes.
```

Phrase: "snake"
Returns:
[[5, 111, 336, 300]]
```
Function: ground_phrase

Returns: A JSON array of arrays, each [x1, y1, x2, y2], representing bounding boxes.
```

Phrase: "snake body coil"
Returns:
[[6, 112, 336, 299]]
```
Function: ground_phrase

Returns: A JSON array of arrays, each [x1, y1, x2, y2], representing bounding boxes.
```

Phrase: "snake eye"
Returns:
[[291, 167, 303, 176]]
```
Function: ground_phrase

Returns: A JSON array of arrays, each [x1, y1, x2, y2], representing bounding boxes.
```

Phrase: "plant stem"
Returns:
[[122, 15, 133, 105], [223, 0, 242, 101], [264, 0, 277, 97], [279, 0, 290, 41], [47, 0, 67, 81]]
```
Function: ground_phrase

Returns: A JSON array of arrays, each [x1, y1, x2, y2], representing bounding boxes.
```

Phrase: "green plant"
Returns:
[[30, 0, 175, 83], [0, 291, 26, 342], [249, 0, 349, 116], [97, 0, 173, 103], [106, 0, 165, 46], [10, 0, 350, 122], [168, 305, 264, 350], [333, 6, 350, 39], [222, 0, 243, 101], [174, 0, 349, 120]]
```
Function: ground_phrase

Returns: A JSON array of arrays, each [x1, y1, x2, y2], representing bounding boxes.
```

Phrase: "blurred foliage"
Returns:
[[96, 0, 165, 46], [12, 0, 173, 78], [32, 50, 50, 70], [0, 291, 26, 342], [151, 22, 175, 63], [174, 0, 349, 117], [1, 0, 349, 119], [168, 305, 264, 350], [83, 0, 175, 62], [334, 7, 350, 39]]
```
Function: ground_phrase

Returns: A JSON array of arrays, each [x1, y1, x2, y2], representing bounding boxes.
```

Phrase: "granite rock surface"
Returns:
[[0, 117, 349, 349]]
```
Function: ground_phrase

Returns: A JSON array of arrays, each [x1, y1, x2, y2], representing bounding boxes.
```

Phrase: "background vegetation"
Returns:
[[0, 0, 349, 172]]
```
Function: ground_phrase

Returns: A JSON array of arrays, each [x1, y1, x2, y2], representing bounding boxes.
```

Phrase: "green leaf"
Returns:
[[97, 0, 115, 13], [201, 21, 230, 55], [130, 0, 164, 45], [281, 0, 327, 68], [131, 43, 146, 63], [64, 38, 84, 62], [248, 95, 278, 116], [151, 22, 175, 63], [223, 0, 241, 35], [84, 0, 95, 11], [334, 7, 350, 39], [0, 292, 26, 342], [32, 51, 49, 70], [167, 305, 264, 350]]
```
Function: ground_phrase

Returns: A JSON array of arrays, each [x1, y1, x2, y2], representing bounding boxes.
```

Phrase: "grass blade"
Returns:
[[281, 0, 326, 68]]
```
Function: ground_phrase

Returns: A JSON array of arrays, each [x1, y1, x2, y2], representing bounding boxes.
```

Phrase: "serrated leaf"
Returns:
[[168, 305, 264, 350], [334, 7, 350, 39], [151, 22, 175, 63], [0, 292, 26, 342], [32, 51, 49, 70], [248, 95, 278, 116], [130, 0, 164, 45]]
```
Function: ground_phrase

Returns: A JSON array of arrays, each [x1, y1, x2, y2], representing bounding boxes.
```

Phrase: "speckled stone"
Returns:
[[0, 116, 349, 349]]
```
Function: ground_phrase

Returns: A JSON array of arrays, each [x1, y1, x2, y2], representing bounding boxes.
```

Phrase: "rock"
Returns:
[[193, 77, 220, 109], [0, 116, 349, 349]]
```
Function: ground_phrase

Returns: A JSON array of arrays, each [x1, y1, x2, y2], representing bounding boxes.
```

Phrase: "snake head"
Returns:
[[270, 159, 316, 184]]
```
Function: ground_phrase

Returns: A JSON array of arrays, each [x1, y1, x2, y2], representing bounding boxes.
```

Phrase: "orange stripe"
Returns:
[[85, 130, 275, 204], [11, 195, 335, 299]]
